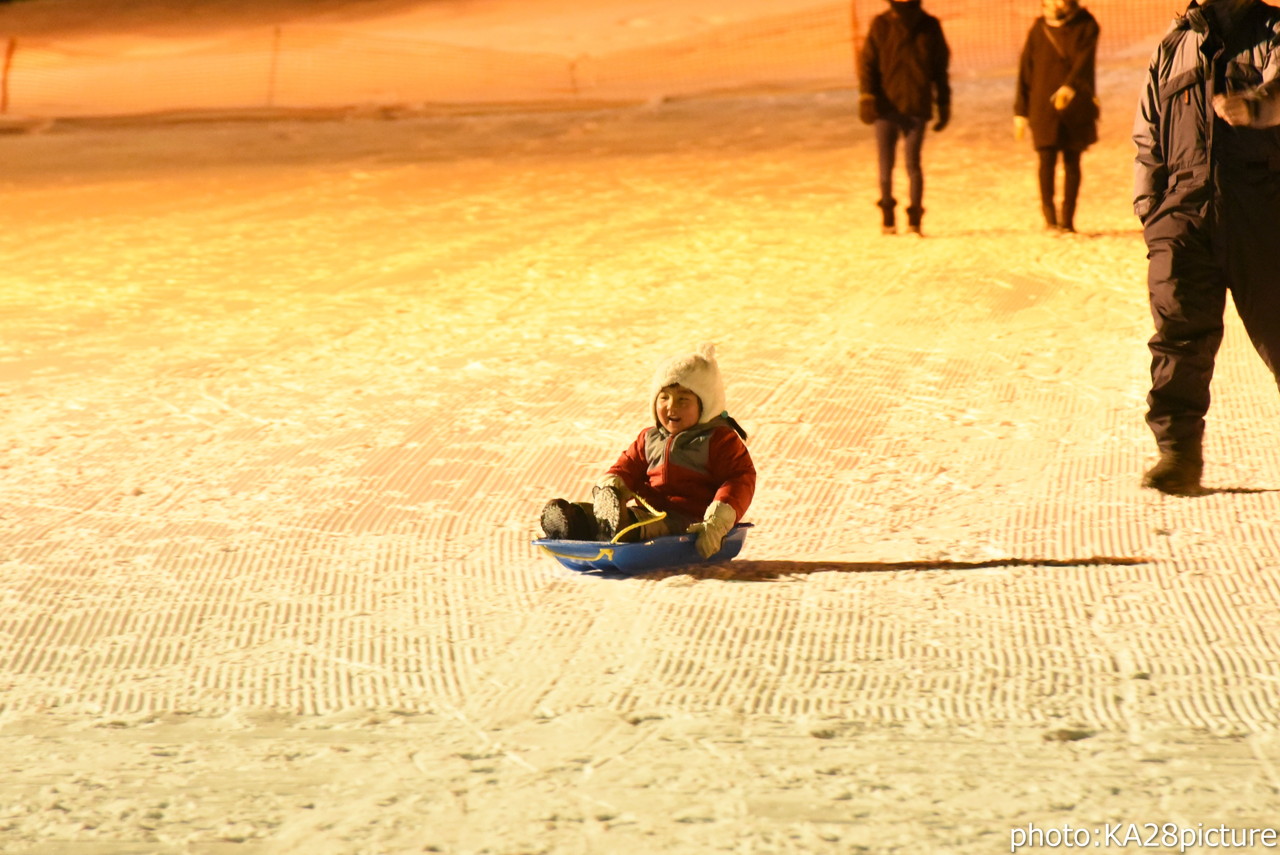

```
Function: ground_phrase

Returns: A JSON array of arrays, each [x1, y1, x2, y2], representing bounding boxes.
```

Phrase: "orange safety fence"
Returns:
[[0, 1, 1185, 118]]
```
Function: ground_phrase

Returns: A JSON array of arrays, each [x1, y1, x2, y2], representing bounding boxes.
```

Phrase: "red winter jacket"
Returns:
[[605, 416, 755, 524]]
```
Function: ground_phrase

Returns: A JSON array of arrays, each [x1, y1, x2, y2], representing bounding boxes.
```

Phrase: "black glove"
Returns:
[[858, 96, 879, 125], [933, 104, 950, 132]]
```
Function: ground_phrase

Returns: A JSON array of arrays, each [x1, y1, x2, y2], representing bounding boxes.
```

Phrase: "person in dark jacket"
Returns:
[[1133, 0, 1280, 495], [857, 0, 951, 236], [1015, 0, 1100, 232]]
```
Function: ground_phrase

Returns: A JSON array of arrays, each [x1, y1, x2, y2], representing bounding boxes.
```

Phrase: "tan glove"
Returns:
[[1051, 85, 1075, 111], [594, 474, 635, 502], [1013, 115, 1029, 140], [686, 501, 737, 559]]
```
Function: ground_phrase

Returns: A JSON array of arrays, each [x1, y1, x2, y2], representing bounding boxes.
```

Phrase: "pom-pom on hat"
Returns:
[[650, 342, 727, 427]]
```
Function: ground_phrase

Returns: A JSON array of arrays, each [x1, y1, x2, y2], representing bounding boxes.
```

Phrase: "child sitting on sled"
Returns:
[[539, 343, 755, 559]]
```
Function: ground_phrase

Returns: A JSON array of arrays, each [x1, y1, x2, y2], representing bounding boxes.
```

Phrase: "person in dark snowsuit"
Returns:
[[857, 0, 951, 236], [1133, 0, 1280, 495], [1015, 0, 1100, 232]]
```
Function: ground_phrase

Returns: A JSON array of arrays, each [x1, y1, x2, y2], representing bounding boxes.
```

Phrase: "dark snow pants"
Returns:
[[1143, 165, 1280, 453]]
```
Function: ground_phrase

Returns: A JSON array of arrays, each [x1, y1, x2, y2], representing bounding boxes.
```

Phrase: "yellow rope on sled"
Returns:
[[539, 545, 617, 562], [538, 494, 668, 563]]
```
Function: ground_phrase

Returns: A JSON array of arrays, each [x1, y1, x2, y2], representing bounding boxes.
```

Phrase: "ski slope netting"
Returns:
[[1, 0, 1179, 117]]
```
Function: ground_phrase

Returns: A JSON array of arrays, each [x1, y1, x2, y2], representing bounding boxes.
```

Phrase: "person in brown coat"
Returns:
[[1014, 0, 1100, 232]]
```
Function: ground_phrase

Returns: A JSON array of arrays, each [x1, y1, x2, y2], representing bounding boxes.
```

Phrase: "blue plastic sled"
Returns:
[[534, 523, 754, 575]]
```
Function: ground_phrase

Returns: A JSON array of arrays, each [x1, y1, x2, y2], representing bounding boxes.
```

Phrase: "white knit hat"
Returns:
[[650, 342, 727, 426]]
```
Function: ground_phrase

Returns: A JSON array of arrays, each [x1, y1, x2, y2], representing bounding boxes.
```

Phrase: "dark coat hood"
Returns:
[[889, 0, 925, 29]]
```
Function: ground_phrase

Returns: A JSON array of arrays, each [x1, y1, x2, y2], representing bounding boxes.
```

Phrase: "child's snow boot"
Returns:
[[591, 485, 633, 541], [540, 499, 595, 540]]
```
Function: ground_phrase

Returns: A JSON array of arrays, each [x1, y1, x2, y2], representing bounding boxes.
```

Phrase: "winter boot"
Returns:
[[1059, 200, 1076, 233], [905, 206, 924, 237], [1141, 442, 1204, 496], [879, 199, 896, 235], [1041, 203, 1058, 230], [591, 485, 634, 541], [540, 498, 595, 540]]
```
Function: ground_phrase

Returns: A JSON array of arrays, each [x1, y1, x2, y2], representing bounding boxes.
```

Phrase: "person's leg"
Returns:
[[1060, 149, 1082, 232], [1221, 178, 1280, 391], [874, 117, 900, 231], [902, 117, 926, 232], [1037, 147, 1059, 228], [1144, 231, 1226, 493], [616, 508, 678, 543]]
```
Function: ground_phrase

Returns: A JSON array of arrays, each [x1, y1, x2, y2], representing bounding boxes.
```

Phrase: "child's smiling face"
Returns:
[[655, 384, 702, 434]]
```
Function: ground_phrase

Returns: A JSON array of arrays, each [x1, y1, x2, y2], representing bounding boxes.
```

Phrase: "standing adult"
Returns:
[[1014, 0, 1100, 232], [1134, 0, 1280, 495], [857, 0, 951, 236]]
